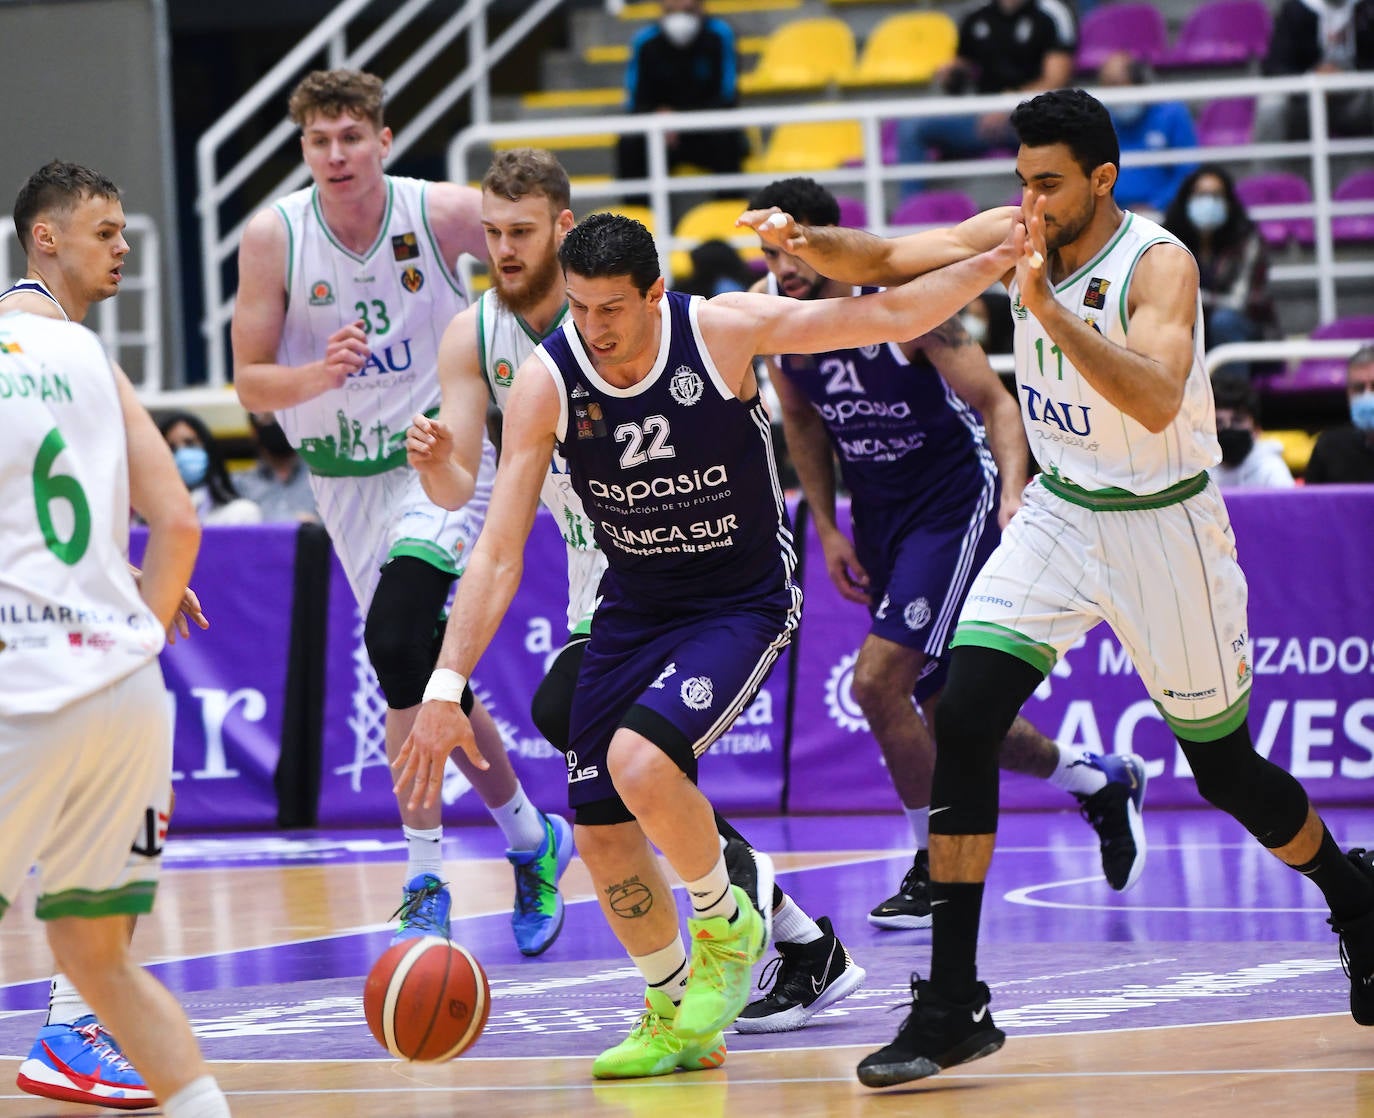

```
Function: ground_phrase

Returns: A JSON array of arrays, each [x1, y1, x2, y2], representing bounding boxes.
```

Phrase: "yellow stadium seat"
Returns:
[[840, 12, 959, 89], [669, 198, 760, 279], [739, 18, 856, 95], [618, 1, 803, 19], [1266, 429, 1318, 474], [519, 88, 625, 111], [744, 119, 865, 174]]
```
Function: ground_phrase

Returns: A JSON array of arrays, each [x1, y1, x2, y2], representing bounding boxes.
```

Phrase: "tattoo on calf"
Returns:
[[606, 876, 655, 919]]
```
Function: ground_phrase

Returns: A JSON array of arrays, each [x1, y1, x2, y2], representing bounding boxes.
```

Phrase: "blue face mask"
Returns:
[[1187, 194, 1228, 232], [174, 445, 210, 488], [1351, 390, 1374, 432]]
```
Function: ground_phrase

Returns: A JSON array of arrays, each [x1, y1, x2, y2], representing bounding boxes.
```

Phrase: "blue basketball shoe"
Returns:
[[389, 872, 452, 944], [507, 812, 574, 956], [1077, 752, 1149, 891], [17, 1016, 153, 1110]]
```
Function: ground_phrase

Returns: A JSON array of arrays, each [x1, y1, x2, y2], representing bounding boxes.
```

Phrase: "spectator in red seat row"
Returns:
[[1306, 346, 1374, 484], [1257, 0, 1374, 141], [894, 0, 1076, 196]]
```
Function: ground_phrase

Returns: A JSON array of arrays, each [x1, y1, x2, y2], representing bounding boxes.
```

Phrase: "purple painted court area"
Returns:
[[0, 808, 1367, 1064]]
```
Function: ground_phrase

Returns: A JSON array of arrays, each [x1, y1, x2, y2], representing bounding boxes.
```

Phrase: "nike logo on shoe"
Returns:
[[41, 1043, 99, 1093], [971, 1004, 989, 1024]]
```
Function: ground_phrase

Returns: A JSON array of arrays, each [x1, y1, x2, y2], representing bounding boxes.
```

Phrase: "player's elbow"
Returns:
[[154, 501, 202, 557]]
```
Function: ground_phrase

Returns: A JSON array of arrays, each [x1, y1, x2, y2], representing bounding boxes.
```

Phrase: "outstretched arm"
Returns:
[[738, 206, 1020, 287]]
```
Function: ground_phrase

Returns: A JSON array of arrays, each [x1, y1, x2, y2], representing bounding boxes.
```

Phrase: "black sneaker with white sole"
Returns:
[[1077, 752, 1148, 891], [1330, 847, 1374, 1026], [856, 975, 1005, 1088], [722, 836, 775, 949], [735, 916, 866, 1033], [868, 849, 931, 930]]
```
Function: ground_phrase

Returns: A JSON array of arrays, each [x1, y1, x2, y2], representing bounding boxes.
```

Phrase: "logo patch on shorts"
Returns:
[[904, 597, 932, 631], [680, 676, 714, 710]]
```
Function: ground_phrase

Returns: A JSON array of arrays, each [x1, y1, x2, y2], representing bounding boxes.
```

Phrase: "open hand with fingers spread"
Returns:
[[393, 698, 490, 814]]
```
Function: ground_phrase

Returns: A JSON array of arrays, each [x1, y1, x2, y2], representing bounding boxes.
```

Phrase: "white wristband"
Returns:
[[422, 668, 468, 705]]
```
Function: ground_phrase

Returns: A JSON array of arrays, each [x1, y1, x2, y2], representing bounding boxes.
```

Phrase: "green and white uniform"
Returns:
[[272, 175, 496, 608], [952, 212, 1252, 742], [0, 312, 170, 918], [476, 290, 604, 634]]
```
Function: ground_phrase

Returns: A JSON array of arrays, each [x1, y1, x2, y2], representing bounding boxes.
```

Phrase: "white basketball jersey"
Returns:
[[273, 176, 470, 477], [1010, 212, 1219, 495], [0, 313, 163, 715], [477, 290, 596, 551]]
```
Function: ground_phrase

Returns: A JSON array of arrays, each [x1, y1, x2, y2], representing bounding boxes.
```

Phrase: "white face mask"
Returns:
[[661, 12, 702, 47], [961, 314, 989, 345]]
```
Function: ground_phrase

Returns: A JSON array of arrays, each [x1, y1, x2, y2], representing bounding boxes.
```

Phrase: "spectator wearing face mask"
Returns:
[[1098, 51, 1198, 217], [1305, 346, 1374, 483], [959, 292, 1014, 355], [1163, 164, 1279, 373], [1207, 372, 1295, 489], [614, 0, 751, 191], [157, 410, 262, 526], [231, 411, 319, 523]]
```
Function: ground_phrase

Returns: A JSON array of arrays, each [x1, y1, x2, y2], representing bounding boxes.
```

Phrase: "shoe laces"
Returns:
[[389, 877, 447, 927], [757, 937, 832, 1002], [898, 853, 930, 900], [691, 926, 751, 990], [75, 1022, 136, 1073], [628, 1005, 684, 1054], [512, 859, 557, 916]]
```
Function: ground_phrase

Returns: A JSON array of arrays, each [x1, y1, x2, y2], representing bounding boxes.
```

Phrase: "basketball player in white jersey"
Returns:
[[5, 160, 207, 1109], [0, 308, 231, 1116], [745, 87, 1374, 1088], [232, 70, 573, 955]]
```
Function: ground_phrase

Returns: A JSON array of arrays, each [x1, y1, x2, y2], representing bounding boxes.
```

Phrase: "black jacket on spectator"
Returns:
[[1262, 0, 1374, 76], [1305, 426, 1374, 484], [955, 0, 1078, 94]]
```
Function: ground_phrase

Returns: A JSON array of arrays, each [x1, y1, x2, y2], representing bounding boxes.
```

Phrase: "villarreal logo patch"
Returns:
[[401, 266, 424, 294]]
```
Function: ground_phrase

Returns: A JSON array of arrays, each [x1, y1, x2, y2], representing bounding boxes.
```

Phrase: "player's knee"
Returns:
[[363, 613, 432, 709], [365, 558, 454, 709], [849, 654, 907, 718], [530, 640, 586, 752], [1180, 727, 1309, 847], [610, 706, 698, 801]]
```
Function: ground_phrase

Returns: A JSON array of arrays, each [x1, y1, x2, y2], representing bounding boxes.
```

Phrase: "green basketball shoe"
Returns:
[[675, 885, 766, 1040], [592, 988, 727, 1080]]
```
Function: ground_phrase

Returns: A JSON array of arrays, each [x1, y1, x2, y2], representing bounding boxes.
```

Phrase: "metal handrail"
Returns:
[[1206, 339, 1368, 378]]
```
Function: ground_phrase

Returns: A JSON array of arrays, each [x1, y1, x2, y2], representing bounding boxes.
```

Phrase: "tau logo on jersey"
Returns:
[[1020, 383, 1093, 436], [401, 266, 424, 294], [903, 597, 932, 632], [308, 280, 335, 307], [494, 358, 515, 387], [681, 676, 714, 710], [669, 365, 704, 407], [1084, 276, 1111, 310], [391, 232, 421, 261]]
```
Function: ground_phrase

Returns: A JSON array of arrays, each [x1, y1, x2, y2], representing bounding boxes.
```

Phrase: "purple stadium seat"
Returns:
[[1076, 3, 1167, 71], [835, 195, 869, 229], [1267, 316, 1374, 396], [1158, 0, 1271, 68], [1235, 172, 1315, 248], [1196, 98, 1255, 147], [891, 190, 977, 227], [1332, 170, 1374, 244]]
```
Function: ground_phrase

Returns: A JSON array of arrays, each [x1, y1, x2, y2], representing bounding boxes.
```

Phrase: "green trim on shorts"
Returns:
[[388, 538, 462, 576], [36, 881, 158, 920], [950, 621, 1057, 676], [1157, 691, 1251, 743], [570, 613, 594, 638], [0, 894, 8, 921], [1039, 471, 1208, 512]]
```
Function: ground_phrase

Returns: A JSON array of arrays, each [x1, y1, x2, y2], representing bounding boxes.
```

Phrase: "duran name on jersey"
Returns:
[[535, 290, 796, 608]]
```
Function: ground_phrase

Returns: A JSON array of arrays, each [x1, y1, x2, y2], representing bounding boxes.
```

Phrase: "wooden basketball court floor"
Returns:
[[1, 806, 1371, 1117]]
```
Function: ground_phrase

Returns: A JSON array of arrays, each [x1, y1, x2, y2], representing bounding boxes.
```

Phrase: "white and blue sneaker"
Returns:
[[1078, 752, 1148, 890], [389, 872, 453, 943], [16, 1015, 154, 1110], [507, 812, 574, 956]]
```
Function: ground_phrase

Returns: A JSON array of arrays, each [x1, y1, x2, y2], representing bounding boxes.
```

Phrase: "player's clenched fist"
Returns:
[[323, 320, 370, 388], [406, 412, 453, 472]]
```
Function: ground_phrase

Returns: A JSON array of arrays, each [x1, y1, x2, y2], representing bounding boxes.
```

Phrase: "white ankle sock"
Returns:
[[490, 785, 547, 852], [1047, 745, 1108, 796], [46, 973, 93, 1026], [903, 806, 930, 850], [685, 854, 738, 921], [403, 825, 444, 881], [164, 1075, 231, 1118], [632, 939, 690, 1003], [772, 896, 823, 945]]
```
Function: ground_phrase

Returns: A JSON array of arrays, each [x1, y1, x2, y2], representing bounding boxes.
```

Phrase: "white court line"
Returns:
[[1003, 874, 1328, 913]]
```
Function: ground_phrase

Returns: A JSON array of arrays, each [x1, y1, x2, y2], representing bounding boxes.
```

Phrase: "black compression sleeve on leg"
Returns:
[[365, 556, 457, 710], [1178, 724, 1310, 849], [530, 637, 588, 752]]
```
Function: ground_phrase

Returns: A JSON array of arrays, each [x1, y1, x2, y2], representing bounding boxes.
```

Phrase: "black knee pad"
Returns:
[[929, 646, 1045, 835], [364, 557, 455, 709], [530, 637, 587, 752], [1179, 725, 1309, 848]]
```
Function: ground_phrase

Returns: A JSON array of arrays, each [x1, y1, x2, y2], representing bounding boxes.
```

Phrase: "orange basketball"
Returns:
[[363, 936, 491, 1061]]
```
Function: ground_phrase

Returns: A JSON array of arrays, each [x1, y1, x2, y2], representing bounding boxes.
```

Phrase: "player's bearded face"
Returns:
[[491, 227, 562, 315], [1044, 191, 1094, 253], [765, 246, 826, 301]]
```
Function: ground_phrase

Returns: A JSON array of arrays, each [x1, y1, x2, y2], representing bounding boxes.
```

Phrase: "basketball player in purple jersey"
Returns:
[[396, 212, 1022, 1078]]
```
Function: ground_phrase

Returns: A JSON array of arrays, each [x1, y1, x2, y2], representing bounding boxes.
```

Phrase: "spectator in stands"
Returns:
[[1208, 372, 1296, 489], [1163, 164, 1278, 370], [232, 411, 319, 523], [1098, 50, 1198, 217], [614, 0, 750, 191], [1305, 345, 1374, 483], [1257, 0, 1374, 141], [679, 238, 755, 296], [157, 410, 262, 525], [962, 292, 1014, 356], [894, 0, 1076, 196]]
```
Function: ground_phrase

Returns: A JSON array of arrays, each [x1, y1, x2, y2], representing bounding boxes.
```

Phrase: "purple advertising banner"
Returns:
[[790, 487, 1374, 813], [314, 509, 789, 828], [132, 524, 296, 829]]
